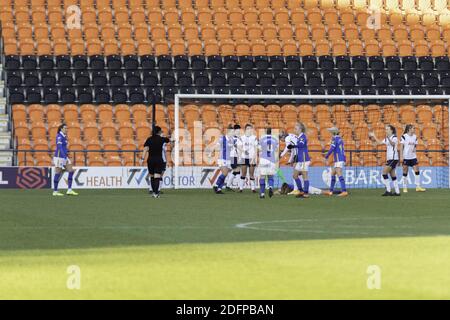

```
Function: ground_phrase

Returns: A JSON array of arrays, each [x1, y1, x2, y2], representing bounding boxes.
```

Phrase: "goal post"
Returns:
[[173, 94, 450, 190]]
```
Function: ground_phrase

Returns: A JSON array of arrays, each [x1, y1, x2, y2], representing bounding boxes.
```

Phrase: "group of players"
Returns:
[[51, 121, 426, 198], [211, 122, 426, 198]]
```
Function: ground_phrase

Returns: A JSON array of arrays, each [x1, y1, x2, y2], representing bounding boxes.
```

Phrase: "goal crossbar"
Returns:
[[174, 94, 450, 189]]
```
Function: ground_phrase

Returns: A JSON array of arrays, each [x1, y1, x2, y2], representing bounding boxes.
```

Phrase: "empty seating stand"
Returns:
[[11, 103, 449, 167], [2, 0, 450, 103]]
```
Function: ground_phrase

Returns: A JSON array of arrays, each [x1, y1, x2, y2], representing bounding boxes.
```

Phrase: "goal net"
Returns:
[[171, 95, 449, 190]]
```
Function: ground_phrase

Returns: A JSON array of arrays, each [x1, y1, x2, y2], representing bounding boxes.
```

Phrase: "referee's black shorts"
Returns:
[[147, 158, 165, 175]]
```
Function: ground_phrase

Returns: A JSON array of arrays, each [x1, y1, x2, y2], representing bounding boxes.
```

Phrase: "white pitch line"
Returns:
[[235, 216, 450, 236], [0, 225, 224, 230]]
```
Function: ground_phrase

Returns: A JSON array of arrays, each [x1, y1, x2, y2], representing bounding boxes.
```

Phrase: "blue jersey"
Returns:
[[54, 132, 68, 159], [259, 135, 279, 163], [218, 135, 233, 161], [326, 135, 346, 162], [296, 133, 310, 162]]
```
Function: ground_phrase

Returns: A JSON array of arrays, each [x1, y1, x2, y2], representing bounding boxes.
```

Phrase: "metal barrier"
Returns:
[[0, 149, 448, 167]]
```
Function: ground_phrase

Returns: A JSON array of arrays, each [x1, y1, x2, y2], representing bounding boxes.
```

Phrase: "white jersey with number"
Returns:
[[400, 134, 418, 160], [280, 134, 298, 163], [238, 135, 258, 160], [382, 135, 399, 160]]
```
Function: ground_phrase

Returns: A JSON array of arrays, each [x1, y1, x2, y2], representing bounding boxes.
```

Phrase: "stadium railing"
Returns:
[[1, 149, 447, 168]]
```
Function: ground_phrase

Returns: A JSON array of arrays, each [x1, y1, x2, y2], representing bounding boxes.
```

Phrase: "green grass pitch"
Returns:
[[1, 188, 450, 299]]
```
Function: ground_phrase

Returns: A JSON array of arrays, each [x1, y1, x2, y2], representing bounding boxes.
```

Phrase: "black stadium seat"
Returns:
[[22, 56, 37, 70], [9, 87, 25, 103], [7, 71, 22, 87], [26, 87, 42, 103], [368, 56, 384, 70], [174, 55, 189, 70], [351, 56, 368, 71], [94, 87, 111, 103], [319, 56, 334, 70], [386, 56, 401, 71], [126, 71, 142, 86], [402, 56, 418, 71], [92, 70, 108, 86], [406, 72, 423, 87], [224, 56, 239, 70], [41, 70, 57, 87], [341, 71, 356, 87], [141, 55, 156, 70], [75, 70, 90, 86], [191, 56, 207, 70], [336, 56, 351, 70], [73, 55, 88, 70], [124, 55, 139, 70], [38, 55, 54, 70], [61, 87, 76, 103], [56, 55, 71, 70], [77, 87, 93, 103], [5, 56, 21, 70], [107, 55, 123, 70], [44, 86, 59, 103], [89, 55, 105, 70], [112, 87, 128, 103], [23, 71, 39, 86]]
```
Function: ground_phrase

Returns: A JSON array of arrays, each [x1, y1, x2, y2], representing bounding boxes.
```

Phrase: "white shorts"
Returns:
[[218, 159, 232, 169], [53, 157, 71, 169], [334, 161, 345, 168], [295, 161, 310, 172], [258, 158, 277, 176]]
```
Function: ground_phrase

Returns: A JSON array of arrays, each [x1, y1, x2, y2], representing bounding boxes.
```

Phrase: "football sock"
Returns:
[[414, 171, 421, 187], [330, 176, 336, 192], [259, 178, 266, 194], [339, 176, 346, 192], [392, 177, 400, 194], [68, 172, 74, 190], [382, 174, 391, 192], [53, 173, 61, 192]]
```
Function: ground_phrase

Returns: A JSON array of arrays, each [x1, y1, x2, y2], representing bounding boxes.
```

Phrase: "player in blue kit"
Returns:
[[258, 128, 279, 199], [287, 123, 311, 198], [323, 127, 348, 197], [212, 125, 235, 194], [52, 124, 78, 196]]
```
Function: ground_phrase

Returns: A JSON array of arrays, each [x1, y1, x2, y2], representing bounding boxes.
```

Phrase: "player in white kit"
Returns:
[[226, 124, 241, 191], [238, 124, 258, 192], [369, 125, 401, 196], [400, 124, 426, 193]]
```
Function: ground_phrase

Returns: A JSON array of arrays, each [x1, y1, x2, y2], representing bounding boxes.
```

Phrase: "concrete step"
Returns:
[[0, 120, 9, 133], [0, 132, 11, 147], [0, 151, 13, 166]]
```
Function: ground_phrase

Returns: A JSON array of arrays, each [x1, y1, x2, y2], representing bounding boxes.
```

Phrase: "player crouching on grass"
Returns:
[[369, 125, 401, 196], [140, 126, 170, 199], [323, 127, 348, 197], [212, 125, 235, 194], [53, 124, 78, 196], [258, 128, 279, 199], [400, 124, 426, 193]]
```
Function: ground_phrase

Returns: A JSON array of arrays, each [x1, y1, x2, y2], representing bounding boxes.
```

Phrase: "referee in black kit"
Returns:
[[140, 126, 171, 198]]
